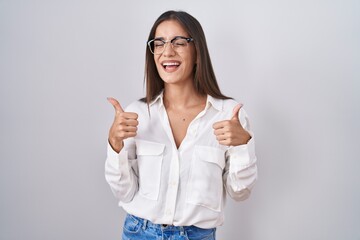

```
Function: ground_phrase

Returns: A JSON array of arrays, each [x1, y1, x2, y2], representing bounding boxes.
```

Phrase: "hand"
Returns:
[[107, 97, 138, 153], [213, 103, 251, 146]]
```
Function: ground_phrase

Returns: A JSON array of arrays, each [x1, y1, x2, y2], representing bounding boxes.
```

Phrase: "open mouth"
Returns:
[[162, 61, 181, 71]]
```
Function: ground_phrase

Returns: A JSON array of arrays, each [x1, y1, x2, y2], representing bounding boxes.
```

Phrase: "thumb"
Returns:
[[231, 103, 243, 121], [107, 97, 124, 114]]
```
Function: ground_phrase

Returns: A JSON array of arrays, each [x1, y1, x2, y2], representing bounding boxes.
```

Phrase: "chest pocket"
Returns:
[[135, 139, 165, 201], [186, 145, 226, 212]]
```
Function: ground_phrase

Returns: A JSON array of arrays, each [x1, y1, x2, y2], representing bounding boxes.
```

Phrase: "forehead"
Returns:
[[154, 20, 189, 39]]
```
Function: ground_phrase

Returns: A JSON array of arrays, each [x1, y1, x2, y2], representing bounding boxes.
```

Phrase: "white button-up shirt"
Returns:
[[105, 93, 258, 229]]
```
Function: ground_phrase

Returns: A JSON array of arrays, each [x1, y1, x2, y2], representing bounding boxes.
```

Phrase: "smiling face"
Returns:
[[153, 20, 197, 86]]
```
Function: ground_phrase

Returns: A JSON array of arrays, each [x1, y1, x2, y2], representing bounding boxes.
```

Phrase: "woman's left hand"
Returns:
[[213, 104, 251, 146]]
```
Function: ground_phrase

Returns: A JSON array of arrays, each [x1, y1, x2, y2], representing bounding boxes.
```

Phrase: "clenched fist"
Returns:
[[213, 103, 251, 146], [107, 97, 139, 153]]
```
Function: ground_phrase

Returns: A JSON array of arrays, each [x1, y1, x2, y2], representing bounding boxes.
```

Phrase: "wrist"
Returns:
[[238, 132, 251, 145], [108, 138, 123, 153]]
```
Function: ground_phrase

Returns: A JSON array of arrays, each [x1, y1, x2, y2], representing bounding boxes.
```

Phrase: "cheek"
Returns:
[[189, 50, 197, 68], [190, 46, 197, 62], [154, 57, 162, 70]]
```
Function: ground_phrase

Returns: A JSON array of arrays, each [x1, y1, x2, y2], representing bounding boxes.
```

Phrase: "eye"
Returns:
[[154, 40, 165, 48], [173, 39, 187, 47]]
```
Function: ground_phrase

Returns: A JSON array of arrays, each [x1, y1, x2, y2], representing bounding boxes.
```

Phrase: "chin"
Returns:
[[158, 71, 192, 85], [161, 77, 182, 84], [158, 72, 179, 83]]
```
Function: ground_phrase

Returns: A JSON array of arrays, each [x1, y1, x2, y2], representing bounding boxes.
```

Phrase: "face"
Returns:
[[153, 20, 197, 86]]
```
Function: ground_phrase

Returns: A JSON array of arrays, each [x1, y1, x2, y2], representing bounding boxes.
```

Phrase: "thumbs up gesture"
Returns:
[[107, 97, 139, 153], [212, 103, 251, 146]]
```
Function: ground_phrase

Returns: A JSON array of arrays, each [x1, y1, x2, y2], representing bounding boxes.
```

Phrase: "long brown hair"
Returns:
[[141, 10, 231, 103]]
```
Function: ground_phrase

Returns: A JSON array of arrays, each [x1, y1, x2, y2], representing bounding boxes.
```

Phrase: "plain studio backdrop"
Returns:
[[1, 0, 359, 239]]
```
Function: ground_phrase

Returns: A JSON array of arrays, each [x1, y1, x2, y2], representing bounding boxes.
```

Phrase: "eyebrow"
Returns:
[[153, 36, 189, 41], [154, 37, 165, 41]]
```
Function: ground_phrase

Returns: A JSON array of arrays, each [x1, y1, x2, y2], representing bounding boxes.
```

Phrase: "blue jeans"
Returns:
[[122, 214, 216, 240]]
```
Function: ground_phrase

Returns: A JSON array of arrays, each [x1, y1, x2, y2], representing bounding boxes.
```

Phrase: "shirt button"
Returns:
[[171, 181, 177, 187], [166, 209, 172, 215]]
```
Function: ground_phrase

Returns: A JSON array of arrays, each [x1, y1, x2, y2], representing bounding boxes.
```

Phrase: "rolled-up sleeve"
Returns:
[[105, 139, 139, 203], [223, 109, 258, 201]]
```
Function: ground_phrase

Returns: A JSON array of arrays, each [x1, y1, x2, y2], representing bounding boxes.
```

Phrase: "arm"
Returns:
[[105, 98, 139, 203], [223, 135, 257, 201], [213, 104, 258, 201], [105, 138, 139, 203]]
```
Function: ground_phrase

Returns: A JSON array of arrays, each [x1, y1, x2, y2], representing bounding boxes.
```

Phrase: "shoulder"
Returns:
[[124, 99, 147, 113], [222, 98, 239, 110], [221, 98, 250, 121]]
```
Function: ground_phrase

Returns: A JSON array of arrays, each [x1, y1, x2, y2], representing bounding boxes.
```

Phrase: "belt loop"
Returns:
[[180, 226, 185, 236], [142, 219, 148, 230]]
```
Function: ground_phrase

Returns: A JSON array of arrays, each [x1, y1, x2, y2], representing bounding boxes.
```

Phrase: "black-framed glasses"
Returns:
[[147, 36, 194, 55]]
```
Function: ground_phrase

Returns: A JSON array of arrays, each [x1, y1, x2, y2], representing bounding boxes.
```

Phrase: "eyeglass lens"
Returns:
[[149, 38, 190, 54]]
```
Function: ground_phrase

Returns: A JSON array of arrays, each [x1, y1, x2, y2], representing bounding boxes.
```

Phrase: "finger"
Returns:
[[214, 128, 227, 136], [212, 120, 230, 130], [115, 131, 137, 139], [231, 103, 243, 121], [119, 118, 138, 127], [119, 112, 138, 120], [214, 133, 231, 145], [215, 133, 227, 141], [107, 97, 124, 114], [218, 139, 231, 146], [115, 124, 138, 132]]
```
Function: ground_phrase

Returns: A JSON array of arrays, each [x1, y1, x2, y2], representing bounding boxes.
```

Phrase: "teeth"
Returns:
[[162, 62, 180, 66]]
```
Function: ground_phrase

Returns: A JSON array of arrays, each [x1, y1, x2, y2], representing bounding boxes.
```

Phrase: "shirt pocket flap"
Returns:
[[135, 139, 165, 156], [195, 146, 226, 169]]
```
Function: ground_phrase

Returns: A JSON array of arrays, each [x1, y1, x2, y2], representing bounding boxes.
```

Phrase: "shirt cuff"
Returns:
[[227, 136, 256, 168], [106, 142, 129, 170]]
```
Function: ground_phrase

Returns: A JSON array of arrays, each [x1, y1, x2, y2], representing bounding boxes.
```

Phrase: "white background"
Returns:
[[1, 0, 359, 239]]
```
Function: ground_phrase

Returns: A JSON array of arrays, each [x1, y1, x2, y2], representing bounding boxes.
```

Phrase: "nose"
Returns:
[[162, 42, 176, 57]]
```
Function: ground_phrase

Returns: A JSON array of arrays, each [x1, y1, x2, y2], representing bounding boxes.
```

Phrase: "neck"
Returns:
[[163, 83, 206, 109]]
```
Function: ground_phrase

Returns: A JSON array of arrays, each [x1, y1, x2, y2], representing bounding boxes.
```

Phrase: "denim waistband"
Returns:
[[124, 214, 216, 239], [129, 214, 185, 231]]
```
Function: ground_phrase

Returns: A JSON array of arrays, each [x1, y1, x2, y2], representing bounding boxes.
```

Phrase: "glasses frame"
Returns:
[[147, 36, 194, 55]]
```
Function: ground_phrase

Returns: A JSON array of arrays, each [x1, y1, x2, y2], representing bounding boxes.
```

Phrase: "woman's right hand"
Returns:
[[107, 97, 138, 153]]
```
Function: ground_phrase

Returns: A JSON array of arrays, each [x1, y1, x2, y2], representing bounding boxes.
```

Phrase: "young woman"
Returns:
[[105, 10, 257, 240]]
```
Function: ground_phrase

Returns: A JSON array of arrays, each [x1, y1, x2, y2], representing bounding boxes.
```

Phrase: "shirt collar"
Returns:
[[149, 91, 223, 111], [206, 95, 223, 111], [149, 91, 164, 107]]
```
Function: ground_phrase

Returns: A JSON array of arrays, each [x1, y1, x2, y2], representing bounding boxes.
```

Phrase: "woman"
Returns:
[[105, 10, 257, 240]]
